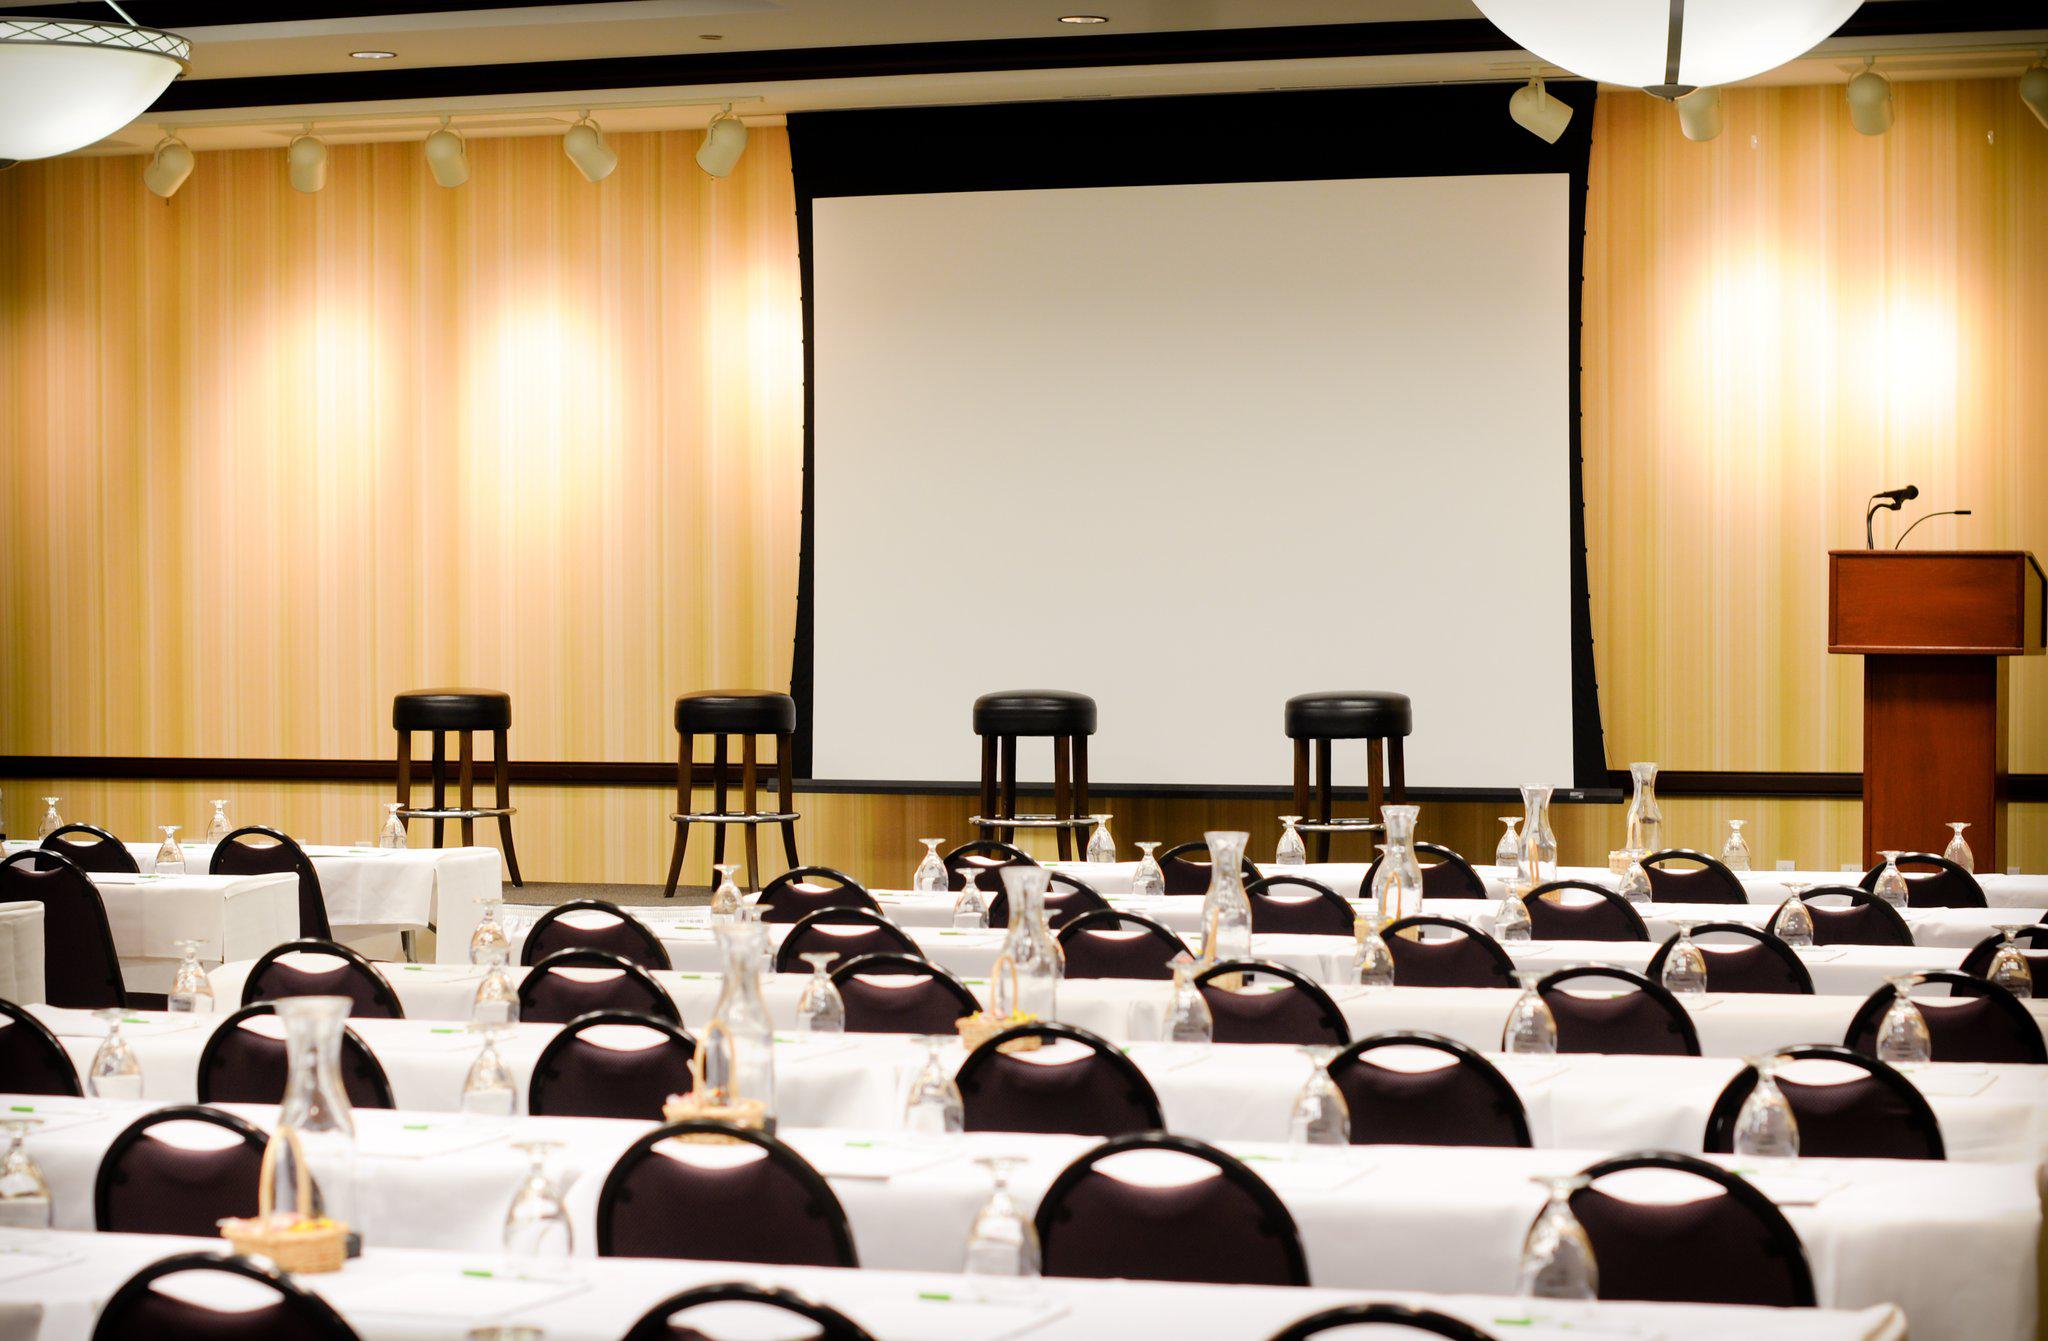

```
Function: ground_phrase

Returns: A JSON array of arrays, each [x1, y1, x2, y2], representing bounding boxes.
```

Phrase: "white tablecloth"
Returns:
[[72, 872, 299, 993], [1042, 859, 2048, 908], [0, 1229, 1911, 1341], [0, 901, 45, 1004]]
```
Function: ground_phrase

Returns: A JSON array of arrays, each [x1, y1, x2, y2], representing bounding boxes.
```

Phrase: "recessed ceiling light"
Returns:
[[351, 49, 397, 60], [1059, 15, 1110, 24], [700, 33, 724, 40]]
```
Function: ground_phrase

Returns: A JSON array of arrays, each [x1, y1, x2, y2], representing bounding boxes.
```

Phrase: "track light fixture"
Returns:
[[1847, 57, 1893, 136], [1676, 86, 1723, 142], [2022, 55, 2048, 131], [288, 125, 327, 194], [1507, 76, 1573, 144], [563, 113, 617, 182], [695, 104, 748, 177], [424, 116, 468, 188], [141, 133, 193, 198]]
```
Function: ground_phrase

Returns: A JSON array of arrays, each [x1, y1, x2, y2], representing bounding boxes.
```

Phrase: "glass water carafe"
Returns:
[[708, 922, 778, 1126], [993, 866, 1062, 1020], [1518, 786, 1558, 886], [1624, 762, 1662, 854], [1197, 830, 1254, 965], [1368, 806, 1425, 923], [269, 996, 360, 1232]]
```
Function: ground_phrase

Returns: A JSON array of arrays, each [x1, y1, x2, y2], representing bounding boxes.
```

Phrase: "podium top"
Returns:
[[1828, 550, 2045, 656]]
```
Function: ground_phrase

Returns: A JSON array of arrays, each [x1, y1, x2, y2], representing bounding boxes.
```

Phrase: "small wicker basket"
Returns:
[[218, 1127, 349, 1274], [957, 956, 1042, 1052], [659, 1020, 770, 1140]]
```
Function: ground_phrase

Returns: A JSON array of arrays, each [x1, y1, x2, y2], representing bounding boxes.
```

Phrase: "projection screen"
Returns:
[[806, 171, 1579, 792]]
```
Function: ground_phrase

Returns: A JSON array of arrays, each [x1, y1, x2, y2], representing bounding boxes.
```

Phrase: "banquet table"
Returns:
[[55, 991, 2048, 1162], [0, 1228, 1911, 1341], [68, 871, 299, 994], [3, 838, 501, 947], [1037, 858, 2048, 907], [1, 1104, 2025, 1340], [0, 901, 44, 1004]]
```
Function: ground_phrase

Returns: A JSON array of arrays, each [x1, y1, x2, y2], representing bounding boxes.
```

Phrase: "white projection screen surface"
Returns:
[[809, 173, 1576, 790]]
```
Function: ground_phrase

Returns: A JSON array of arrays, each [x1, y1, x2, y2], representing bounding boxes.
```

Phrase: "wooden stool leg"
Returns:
[[663, 732, 693, 900], [712, 736, 730, 868], [396, 729, 412, 840], [494, 728, 522, 887], [1389, 737, 1407, 803], [742, 734, 762, 891], [1367, 737, 1386, 830], [777, 733, 799, 867], [999, 736, 1018, 846], [979, 736, 998, 836], [458, 730, 477, 848], [1052, 737, 1073, 861], [431, 731, 447, 849], [1292, 738, 1310, 830], [1072, 735, 1090, 833], [1314, 738, 1333, 863]]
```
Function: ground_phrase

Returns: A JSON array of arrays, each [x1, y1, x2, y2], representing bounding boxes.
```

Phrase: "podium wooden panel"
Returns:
[[1829, 551, 2045, 869]]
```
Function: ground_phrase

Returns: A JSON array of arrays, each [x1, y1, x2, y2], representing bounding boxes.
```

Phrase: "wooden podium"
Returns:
[[1829, 550, 2045, 869]]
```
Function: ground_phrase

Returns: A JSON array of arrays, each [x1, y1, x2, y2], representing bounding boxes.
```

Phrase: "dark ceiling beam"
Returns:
[[95, 0, 2048, 115]]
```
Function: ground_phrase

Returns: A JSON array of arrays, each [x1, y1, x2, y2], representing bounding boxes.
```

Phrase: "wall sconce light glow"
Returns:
[[2022, 60, 2048, 130], [1508, 77, 1573, 144], [288, 130, 327, 193], [424, 119, 468, 188], [1847, 59, 1893, 136], [695, 105, 748, 178], [563, 115, 617, 183], [1677, 86, 1723, 142], [142, 134, 194, 198]]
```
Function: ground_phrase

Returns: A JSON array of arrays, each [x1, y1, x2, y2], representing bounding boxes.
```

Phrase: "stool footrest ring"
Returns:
[[670, 811, 801, 826], [398, 806, 516, 820], [1290, 819, 1385, 834], [969, 814, 1096, 830]]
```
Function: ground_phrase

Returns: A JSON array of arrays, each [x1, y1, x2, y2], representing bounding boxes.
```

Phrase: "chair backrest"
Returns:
[[519, 899, 670, 969], [1842, 971, 2046, 1064], [0, 849, 126, 1009], [1366, 842, 1489, 900], [1267, 1303, 1500, 1341], [1244, 875, 1354, 935], [1702, 1045, 1945, 1160], [1056, 910, 1187, 979], [1567, 1151, 1817, 1306], [89, 1251, 361, 1341], [988, 880, 1110, 931], [1640, 849, 1748, 904], [196, 1003, 396, 1109], [1537, 966, 1700, 1056], [621, 1283, 877, 1341], [772, 907, 919, 974], [596, 1120, 858, 1266], [957, 1022, 1164, 1136], [1196, 960, 1350, 1046], [1645, 923, 1813, 995], [944, 840, 1035, 893], [1799, 886, 1915, 947], [1860, 852, 1986, 908], [209, 827, 329, 939], [527, 1010, 697, 1120], [518, 948, 679, 1025], [756, 866, 879, 924], [0, 996, 81, 1096], [1525, 880, 1650, 943], [1158, 840, 1262, 896], [94, 1106, 266, 1235], [1328, 1031, 1531, 1148], [830, 952, 980, 1034], [240, 939, 404, 1020], [38, 824, 137, 875], [1036, 1133, 1309, 1286], [1382, 916, 1517, 989], [1960, 924, 2048, 982]]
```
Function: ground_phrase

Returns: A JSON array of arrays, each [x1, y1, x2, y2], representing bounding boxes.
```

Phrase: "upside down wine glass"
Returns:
[[37, 797, 62, 840], [1288, 1046, 1351, 1147], [1876, 976, 1932, 1068], [913, 838, 948, 894], [963, 1156, 1040, 1278], [1721, 819, 1752, 873], [154, 825, 185, 876], [1165, 952, 1213, 1044], [88, 1009, 144, 1099], [461, 1023, 518, 1117], [1873, 852, 1909, 910], [1493, 882, 1533, 946], [503, 1140, 573, 1261], [1988, 925, 2034, 999], [378, 803, 407, 850], [205, 799, 233, 844], [1495, 817, 1522, 883], [168, 939, 215, 1014], [0, 1120, 52, 1229], [1132, 842, 1166, 903], [1275, 816, 1308, 867], [1661, 921, 1709, 996], [1351, 915, 1395, 990], [470, 896, 512, 966], [709, 864, 745, 924], [1518, 1175, 1598, 1301], [1772, 884, 1815, 950], [903, 1035, 965, 1134], [796, 952, 846, 1034], [1617, 853, 1652, 907], [1503, 970, 1557, 1056], [1943, 822, 1975, 874], [953, 869, 989, 929], [1732, 1054, 1800, 1161], [1086, 814, 1117, 864]]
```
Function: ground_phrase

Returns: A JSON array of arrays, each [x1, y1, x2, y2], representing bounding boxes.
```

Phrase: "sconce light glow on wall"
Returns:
[[695, 105, 748, 177], [0, 10, 189, 164]]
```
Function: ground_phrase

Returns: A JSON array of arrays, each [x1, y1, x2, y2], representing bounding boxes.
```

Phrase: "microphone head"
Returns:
[[1901, 484, 1920, 501]]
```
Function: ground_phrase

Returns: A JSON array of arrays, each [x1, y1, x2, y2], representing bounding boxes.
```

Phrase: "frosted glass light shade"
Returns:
[[0, 19, 187, 162], [1472, 0, 1861, 96]]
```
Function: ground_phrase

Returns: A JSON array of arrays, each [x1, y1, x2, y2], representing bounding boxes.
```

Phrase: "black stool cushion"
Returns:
[[677, 691, 797, 735], [393, 689, 511, 731], [973, 690, 1097, 738], [1284, 691, 1412, 740]]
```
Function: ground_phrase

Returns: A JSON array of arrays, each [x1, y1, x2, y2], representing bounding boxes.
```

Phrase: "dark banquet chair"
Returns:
[[1326, 1031, 1532, 1148], [1798, 886, 1915, 947], [772, 906, 920, 974], [1702, 1045, 1945, 1160], [596, 1120, 857, 1266], [37, 823, 137, 874], [754, 866, 878, 924], [1267, 1302, 1500, 1341], [830, 952, 980, 1034], [621, 1283, 876, 1341], [1859, 852, 1986, 909], [956, 1021, 1164, 1137], [517, 948, 678, 1025], [943, 839, 1036, 893], [196, 1003, 396, 1109], [1057, 909, 1188, 980], [988, 873, 1111, 931], [1644, 923, 1813, 995], [0, 848, 127, 1009], [1639, 849, 1748, 905], [1157, 839, 1263, 896], [94, 1105, 267, 1236], [239, 938, 405, 1019], [89, 1251, 360, 1341], [0, 996, 82, 1095], [520, 898, 671, 970], [1842, 971, 2045, 1065], [210, 826, 330, 939], [1245, 874, 1355, 935], [1525, 880, 1650, 943], [1381, 916, 1518, 989], [1196, 960, 1350, 1047], [526, 1010, 698, 1120], [1365, 842, 1490, 900], [1536, 966, 1700, 1056]]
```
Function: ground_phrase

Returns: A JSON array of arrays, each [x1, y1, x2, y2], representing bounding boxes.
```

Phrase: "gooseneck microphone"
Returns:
[[1865, 485, 1919, 549], [1895, 508, 1973, 549]]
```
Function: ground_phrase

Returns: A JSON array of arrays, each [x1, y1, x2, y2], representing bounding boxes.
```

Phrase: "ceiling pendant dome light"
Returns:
[[1472, 0, 1862, 99], [0, 3, 188, 165]]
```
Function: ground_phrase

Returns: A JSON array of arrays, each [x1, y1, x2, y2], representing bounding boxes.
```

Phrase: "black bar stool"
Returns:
[[972, 690, 1096, 860], [1285, 691, 1411, 861], [393, 688, 521, 886], [663, 691, 799, 899]]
